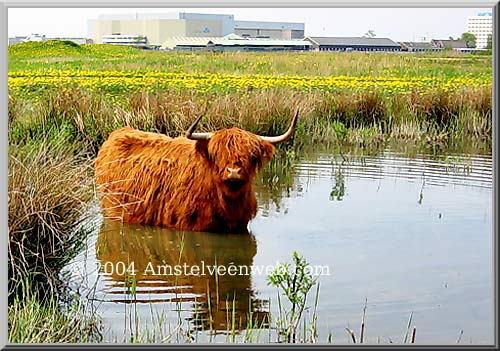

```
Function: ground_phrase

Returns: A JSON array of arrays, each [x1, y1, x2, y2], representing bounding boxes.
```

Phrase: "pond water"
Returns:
[[67, 142, 494, 344]]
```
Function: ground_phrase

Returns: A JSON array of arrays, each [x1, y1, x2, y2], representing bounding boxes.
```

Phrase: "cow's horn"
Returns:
[[185, 115, 213, 140], [259, 108, 299, 144]]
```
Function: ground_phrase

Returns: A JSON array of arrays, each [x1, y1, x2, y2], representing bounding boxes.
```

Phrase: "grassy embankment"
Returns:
[[7, 40, 492, 343], [8, 40, 492, 151]]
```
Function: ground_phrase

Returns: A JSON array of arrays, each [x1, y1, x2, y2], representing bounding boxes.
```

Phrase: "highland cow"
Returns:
[[94, 110, 299, 233]]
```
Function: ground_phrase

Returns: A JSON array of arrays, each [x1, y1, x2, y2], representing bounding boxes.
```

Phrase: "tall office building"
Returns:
[[466, 12, 493, 49]]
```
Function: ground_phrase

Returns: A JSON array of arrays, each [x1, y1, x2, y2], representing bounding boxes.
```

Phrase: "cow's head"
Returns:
[[186, 110, 299, 198]]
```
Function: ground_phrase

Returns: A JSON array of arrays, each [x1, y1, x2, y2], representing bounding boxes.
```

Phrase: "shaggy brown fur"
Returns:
[[94, 126, 275, 233]]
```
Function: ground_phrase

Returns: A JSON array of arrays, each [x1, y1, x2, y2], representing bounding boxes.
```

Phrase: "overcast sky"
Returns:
[[8, 7, 493, 42]]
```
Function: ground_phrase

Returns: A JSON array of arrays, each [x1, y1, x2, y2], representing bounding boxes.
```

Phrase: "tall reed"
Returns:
[[8, 131, 96, 301], [8, 87, 492, 157]]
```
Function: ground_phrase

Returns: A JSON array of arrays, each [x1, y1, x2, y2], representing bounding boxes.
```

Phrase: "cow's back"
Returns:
[[94, 127, 198, 225]]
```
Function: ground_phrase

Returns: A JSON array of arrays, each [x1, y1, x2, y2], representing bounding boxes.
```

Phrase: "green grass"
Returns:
[[7, 41, 492, 153], [7, 41, 492, 152], [8, 40, 492, 78], [8, 290, 101, 343]]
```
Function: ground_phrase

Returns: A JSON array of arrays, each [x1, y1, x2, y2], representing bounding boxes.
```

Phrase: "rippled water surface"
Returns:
[[68, 144, 493, 344]]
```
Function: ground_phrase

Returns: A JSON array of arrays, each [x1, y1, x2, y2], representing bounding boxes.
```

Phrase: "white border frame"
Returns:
[[1, 1, 498, 348]]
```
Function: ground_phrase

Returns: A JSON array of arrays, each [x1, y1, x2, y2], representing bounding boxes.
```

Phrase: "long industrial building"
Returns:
[[305, 37, 402, 52], [89, 12, 305, 46], [163, 34, 311, 51]]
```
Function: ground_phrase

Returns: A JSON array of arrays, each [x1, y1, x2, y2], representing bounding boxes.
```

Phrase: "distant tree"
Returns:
[[461, 32, 477, 48], [486, 33, 492, 49]]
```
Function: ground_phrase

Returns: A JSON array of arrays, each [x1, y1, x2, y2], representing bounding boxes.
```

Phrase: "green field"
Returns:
[[8, 41, 493, 155], [8, 40, 492, 77]]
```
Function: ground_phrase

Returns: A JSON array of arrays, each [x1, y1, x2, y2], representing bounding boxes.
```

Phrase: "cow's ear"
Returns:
[[195, 139, 210, 159], [260, 142, 275, 163]]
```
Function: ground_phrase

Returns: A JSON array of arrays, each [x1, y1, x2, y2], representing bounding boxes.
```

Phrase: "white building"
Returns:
[[467, 12, 492, 49], [22, 33, 46, 42], [102, 34, 148, 45], [89, 12, 305, 46], [8, 34, 92, 45]]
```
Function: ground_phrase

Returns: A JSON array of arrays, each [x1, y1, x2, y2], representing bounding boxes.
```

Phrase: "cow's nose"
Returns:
[[227, 167, 242, 179]]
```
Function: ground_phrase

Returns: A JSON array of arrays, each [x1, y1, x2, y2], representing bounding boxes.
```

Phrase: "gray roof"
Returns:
[[306, 36, 400, 47], [163, 34, 311, 49], [208, 37, 310, 47], [431, 39, 468, 49], [399, 41, 434, 49]]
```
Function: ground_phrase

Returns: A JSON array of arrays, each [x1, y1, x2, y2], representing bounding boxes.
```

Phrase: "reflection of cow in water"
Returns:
[[96, 219, 269, 331], [94, 111, 298, 233]]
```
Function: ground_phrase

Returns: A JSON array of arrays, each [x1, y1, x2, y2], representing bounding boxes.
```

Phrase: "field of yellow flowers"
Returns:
[[7, 40, 493, 147], [8, 69, 492, 100], [8, 40, 492, 101]]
